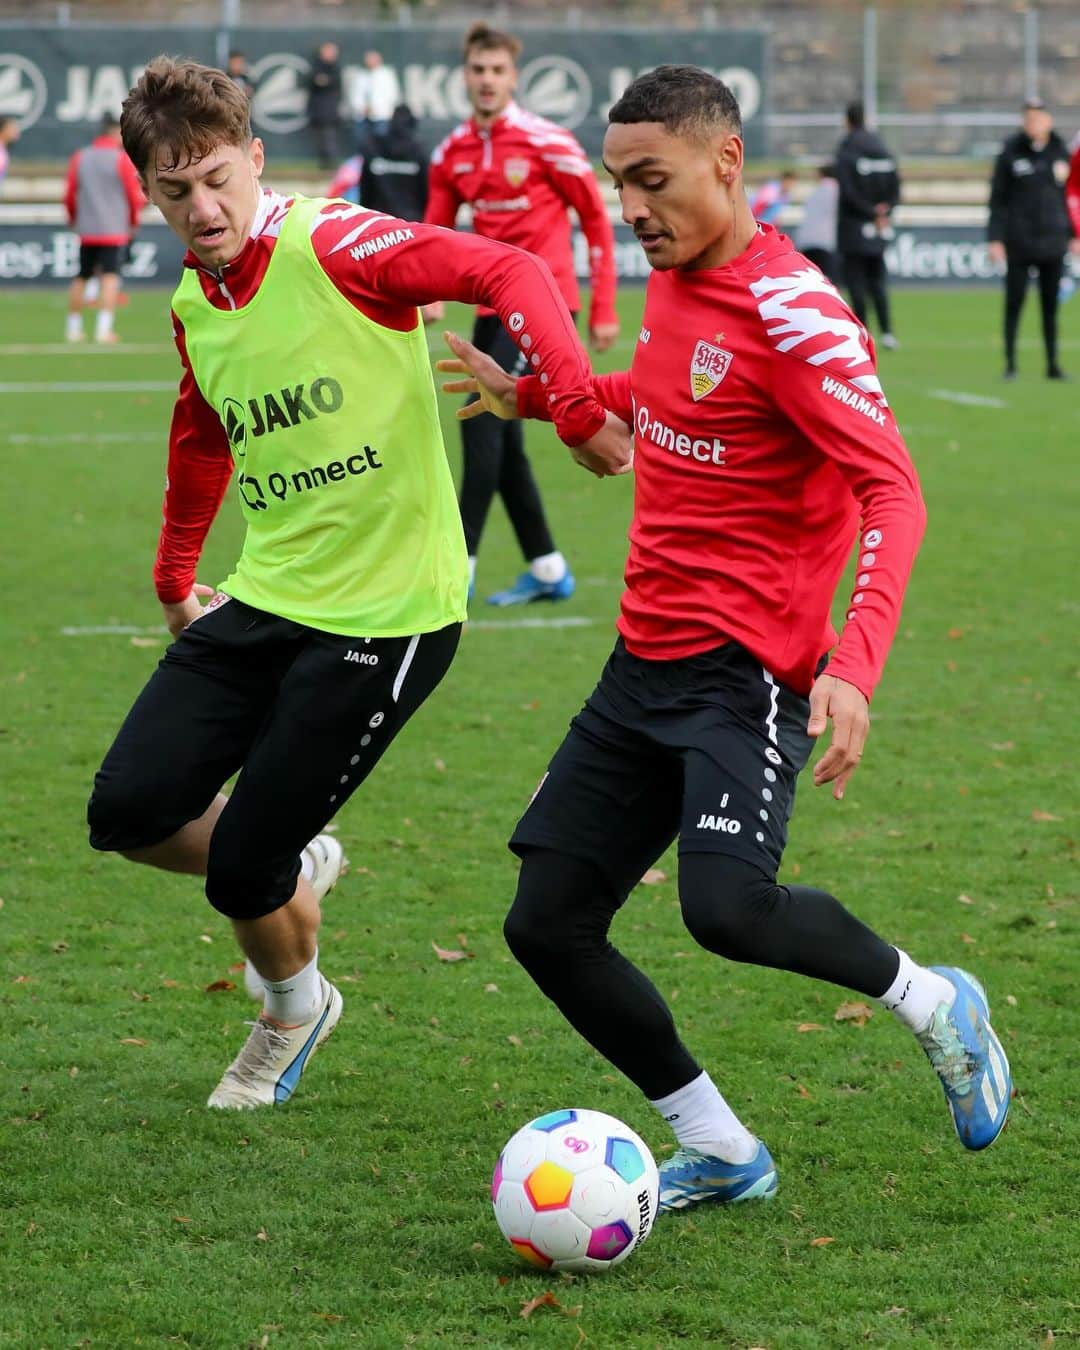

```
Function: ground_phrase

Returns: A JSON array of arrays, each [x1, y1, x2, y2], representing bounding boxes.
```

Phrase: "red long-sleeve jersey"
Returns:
[[1067, 143, 1080, 237], [519, 226, 926, 702], [155, 190, 607, 605], [426, 101, 617, 331], [63, 134, 144, 244]]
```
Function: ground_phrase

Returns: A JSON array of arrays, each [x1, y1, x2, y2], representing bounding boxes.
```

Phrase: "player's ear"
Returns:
[[249, 137, 265, 179], [716, 131, 744, 186]]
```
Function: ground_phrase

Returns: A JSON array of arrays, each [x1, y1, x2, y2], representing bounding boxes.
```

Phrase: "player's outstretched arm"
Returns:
[[806, 673, 870, 801], [438, 331, 632, 478]]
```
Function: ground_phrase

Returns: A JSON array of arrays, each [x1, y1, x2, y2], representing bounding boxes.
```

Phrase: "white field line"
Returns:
[[927, 388, 1008, 408], [0, 380, 175, 393], [60, 615, 599, 638], [5, 431, 152, 445], [0, 344, 173, 356]]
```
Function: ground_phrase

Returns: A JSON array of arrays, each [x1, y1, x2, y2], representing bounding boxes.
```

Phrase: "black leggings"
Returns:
[[843, 253, 892, 334], [459, 314, 557, 561], [505, 848, 900, 1099], [1004, 255, 1063, 372]]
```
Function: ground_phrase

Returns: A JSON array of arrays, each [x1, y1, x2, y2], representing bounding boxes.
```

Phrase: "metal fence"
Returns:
[[1, 1, 1078, 159]]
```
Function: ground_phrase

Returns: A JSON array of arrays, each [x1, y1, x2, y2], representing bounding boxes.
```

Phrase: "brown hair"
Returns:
[[463, 22, 522, 64], [121, 55, 252, 176]]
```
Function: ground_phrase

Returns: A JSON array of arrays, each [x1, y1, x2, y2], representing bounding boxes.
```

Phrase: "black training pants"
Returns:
[[1004, 254, 1064, 372], [843, 252, 892, 334]]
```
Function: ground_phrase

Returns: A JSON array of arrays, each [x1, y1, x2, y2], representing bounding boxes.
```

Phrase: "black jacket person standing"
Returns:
[[835, 101, 901, 348], [988, 99, 1076, 380]]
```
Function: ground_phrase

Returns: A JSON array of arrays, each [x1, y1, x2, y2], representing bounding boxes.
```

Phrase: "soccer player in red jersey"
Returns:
[[424, 22, 619, 606], [440, 66, 1011, 1208]]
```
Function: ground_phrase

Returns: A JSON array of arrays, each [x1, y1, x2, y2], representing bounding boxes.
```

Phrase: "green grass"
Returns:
[[1, 285, 1077, 1349]]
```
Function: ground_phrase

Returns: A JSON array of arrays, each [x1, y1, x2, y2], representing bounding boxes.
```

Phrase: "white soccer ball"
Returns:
[[491, 1108, 659, 1273]]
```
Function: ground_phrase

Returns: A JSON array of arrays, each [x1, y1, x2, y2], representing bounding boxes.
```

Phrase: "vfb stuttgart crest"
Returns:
[[690, 339, 733, 401], [504, 157, 530, 187]]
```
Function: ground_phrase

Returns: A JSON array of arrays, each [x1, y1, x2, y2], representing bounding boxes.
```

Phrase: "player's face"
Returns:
[[603, 121, 744, 271], [1022, 108, 1052, 142], [145, 139, 265, 269], [464, 47, 517, 119]]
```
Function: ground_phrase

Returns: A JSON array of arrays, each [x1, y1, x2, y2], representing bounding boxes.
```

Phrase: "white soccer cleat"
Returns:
[[243, 834, 346, 1001], [207, 975, 343, 1109]]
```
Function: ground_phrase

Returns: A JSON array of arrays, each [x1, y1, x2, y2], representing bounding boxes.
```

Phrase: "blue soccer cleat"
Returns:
[[486, 569, 576, 606], [659, 1140, 778, 1212], [916, 967, 1011, 1150]]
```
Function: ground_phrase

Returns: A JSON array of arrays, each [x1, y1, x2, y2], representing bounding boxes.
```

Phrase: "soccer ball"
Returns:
[[491, 1108, 659, 1273]]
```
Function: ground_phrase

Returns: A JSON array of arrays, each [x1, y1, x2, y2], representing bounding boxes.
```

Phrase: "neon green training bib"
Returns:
[[172, 195, 467, 636]]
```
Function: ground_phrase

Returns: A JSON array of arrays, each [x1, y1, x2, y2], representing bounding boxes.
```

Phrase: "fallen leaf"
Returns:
[[991, 741, 1015, 751], [432, 942, 469, 962], [520, 1291, 579, 1319], [255, 1228, 269, 1241], [51, 941, 69, 954], [809, 1236, 836, 1247], [834, 1000, 873, 1027], [130, 636, 162, 648], [13, 975, 32, 984], [228, 961, 246, 973], [68, 1066, 78, 1078], [796, 1083, 811, 1098], [198, 934, 213, 944], [160, 979, 181, 989], [959, 932, 977, 944], [172, 1216, 191, 1224], [313, 1313, 343, 1324], [640, 868, 667, 885], [884, 1306, 907, 1316], [507, 1034, 523, 1047], [205, 979, 237, 992], [483, 984, 498, 994], [120, 1037, 148, 1047], [130, 990, 151, 1001], [957, 894, 975, 905], [433, 758, 446, 772], [1031, 810, 1061, 822], [1006, 994, 1017, 1007], [946, 626, 966, 640], [797, 1022, 826, 1032]]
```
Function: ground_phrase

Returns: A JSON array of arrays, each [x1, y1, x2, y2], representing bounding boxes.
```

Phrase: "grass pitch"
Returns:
[[1, 285, 1077, 1348]]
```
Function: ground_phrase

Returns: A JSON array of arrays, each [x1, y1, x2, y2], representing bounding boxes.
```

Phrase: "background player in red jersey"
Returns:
[[440, 65, 1011, 1211], [424, 22, 619, 606]]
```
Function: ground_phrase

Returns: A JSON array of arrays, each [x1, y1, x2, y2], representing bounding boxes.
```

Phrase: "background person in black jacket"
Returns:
[[307, 41, 343, 169], [988, 98, 1078, 381], [835, 100, 901, 348], [360, 104, 428, 221]]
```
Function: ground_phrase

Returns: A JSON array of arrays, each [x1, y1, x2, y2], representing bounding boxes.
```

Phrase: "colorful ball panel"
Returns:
[[586, 1220, 634, 1263], [510, 1238, 552, 1270], [605, 1137, 646, 1184], [530, 1109, 578, 1132], [525, 1160, 574, 1211]]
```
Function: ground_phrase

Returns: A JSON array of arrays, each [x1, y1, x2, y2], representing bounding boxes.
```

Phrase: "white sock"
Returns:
[[649, 1070, 758, 1162], [529, 550, 566, 583], [84, 276, 100, 301], [467, 555, 477, 588], [65, 312, 83, 340], [94, 310, 114, 341], [259, 951, 322, 1025], [878, 948, 955, 1032]]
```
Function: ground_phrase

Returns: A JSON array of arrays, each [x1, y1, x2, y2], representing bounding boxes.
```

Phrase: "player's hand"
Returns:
[[988, 241, 1006, 267], [161, 583, 215, 639], [570, 411, 633, 478], [589, 321, 620, 353], [437, 330, 518, 420], [420, 301, 445, 326], [807, 672, 870, 800]]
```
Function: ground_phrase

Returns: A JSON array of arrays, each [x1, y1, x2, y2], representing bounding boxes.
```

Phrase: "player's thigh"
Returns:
[[678, 667, 814, 878], [510, 704, 682, 900], [207, 623, 461, 908], [88, 601, 284, 851]]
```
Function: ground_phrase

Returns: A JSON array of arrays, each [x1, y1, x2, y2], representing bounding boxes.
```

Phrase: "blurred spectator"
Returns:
[[226, 51, 254, 101], [350, 49, 398, 154], [835, 100, 900, 349], [989, 99, 1077, 380], [307, 41, 343, 169], [795, 163, 839, 281], [750, 169, 795, 224], [327, 153, 364, 204], [63, 111, 144, 344], [360, 104, 427, 220], [0, 116, 18, 196]]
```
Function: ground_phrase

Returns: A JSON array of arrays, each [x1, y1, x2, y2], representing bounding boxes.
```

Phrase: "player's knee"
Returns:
[[204, 832, 298, 922], [504, 848, 602, 971], [678, 853, 779, 963], [87, 771, 163, 854]]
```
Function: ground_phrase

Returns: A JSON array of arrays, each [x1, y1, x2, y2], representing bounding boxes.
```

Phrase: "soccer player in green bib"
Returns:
[[88, 57, 628, 1110]]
